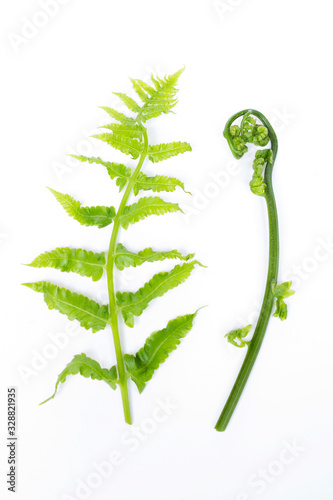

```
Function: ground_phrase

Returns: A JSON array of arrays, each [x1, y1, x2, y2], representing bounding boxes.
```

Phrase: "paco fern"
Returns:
[[215, 110, 294, 432], [24, 68, 202, 424]]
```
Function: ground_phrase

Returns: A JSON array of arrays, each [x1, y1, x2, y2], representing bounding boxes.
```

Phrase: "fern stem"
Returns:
[[106, 126, 149, 425], [215, 110, 279, 431]]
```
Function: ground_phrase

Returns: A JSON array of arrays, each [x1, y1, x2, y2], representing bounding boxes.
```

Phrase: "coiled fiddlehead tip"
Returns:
[[223, 110, 277, 196]]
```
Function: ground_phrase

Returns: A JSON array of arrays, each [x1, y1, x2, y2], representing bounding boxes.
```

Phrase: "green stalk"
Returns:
[[215, 110, 279, 431], [106, 125, 148, 425]]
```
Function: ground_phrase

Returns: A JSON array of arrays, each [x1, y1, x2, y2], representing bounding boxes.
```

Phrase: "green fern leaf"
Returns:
[[25, 69, 201, 423], [114, 243, 194, 271], [99, 106, 135, 125], [123, 355, 146, 393], [48, 188, 115, 228], [100, 123, 143, 139], [133, 173, 188, 195], [27, 247, 106, 281], [41, 353, 117, 404], [142, 106, 175, 122], [120, 196, 182, 230], [124, 311, 198, 392], [23, 281, 110, 332], [92, 133, 143, 160], [116, 261, 200, 327], [69, 155, 131, 192], [130, 78, 157, 103], [148, 142, 192, 163], [130, 78, 150, 102], [136, 68, 184, 122], [113, 92, 141, 112]]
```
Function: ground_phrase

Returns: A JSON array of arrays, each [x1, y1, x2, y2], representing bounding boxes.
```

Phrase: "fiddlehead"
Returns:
[[216, 109, 294, 431]]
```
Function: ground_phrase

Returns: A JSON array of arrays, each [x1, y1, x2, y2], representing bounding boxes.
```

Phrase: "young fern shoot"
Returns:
[[24, 69, 202, 425], [215, 110, 294, 432]]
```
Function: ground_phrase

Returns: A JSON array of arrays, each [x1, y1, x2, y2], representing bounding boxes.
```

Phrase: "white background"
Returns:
[[1, 0, 333, 499]]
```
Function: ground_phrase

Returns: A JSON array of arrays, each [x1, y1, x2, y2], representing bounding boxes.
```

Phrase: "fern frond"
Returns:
[[133, 173, 188, 195], [135, 68, 184, 122], [69, 155, 131, 192], [113, 92, 141, 113], [124, 311, 198, 392], [148, 142, 192, 163], [27, 247, 106, 281], [23, 281, 110, 332], [120, 196, 182, 230], [99, 106, 135, 125], [41, 354, 117, 404], [114, 243, 194, 271], [25, 69, 199, 425], [48, 188, 115, 228], [92, 133, 143, 159], [116, 261, 200, 327]]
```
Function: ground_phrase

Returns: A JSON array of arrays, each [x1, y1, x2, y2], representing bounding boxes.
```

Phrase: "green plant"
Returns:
[[215, 109, 294, 432], [24, 69, 202, 424]]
